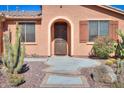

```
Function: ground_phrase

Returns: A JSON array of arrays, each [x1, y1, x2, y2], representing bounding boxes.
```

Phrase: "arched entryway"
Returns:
[[51, 19, 71, 56]]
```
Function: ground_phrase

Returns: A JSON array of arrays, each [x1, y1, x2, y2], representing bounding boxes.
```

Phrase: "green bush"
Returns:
[[92, 36, 115, 59], [111, 58, 124, 88], [8, 73, 25, 86], [115, 30, 124, 58]]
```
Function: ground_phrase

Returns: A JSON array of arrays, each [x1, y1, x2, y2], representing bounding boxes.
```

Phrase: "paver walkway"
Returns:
[[40, 56, 101, 88]]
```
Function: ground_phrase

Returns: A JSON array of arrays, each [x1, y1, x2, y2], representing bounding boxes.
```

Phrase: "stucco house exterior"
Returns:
[[0, 5, 124, 57]]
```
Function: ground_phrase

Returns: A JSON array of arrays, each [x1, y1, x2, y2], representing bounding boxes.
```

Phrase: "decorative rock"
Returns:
[[118, 74, 124, 83], [92, 65, 117, 83]]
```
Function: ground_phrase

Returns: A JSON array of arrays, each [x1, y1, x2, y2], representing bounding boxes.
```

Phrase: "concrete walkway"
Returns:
[[43, 56, 100, 74], [24, 57, 48, 62], [40, 56, 101, 88]]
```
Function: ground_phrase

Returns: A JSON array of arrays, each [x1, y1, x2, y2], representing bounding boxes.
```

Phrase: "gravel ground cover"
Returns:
[[0, 62, 48, 88], [0, 61, 112, 88]]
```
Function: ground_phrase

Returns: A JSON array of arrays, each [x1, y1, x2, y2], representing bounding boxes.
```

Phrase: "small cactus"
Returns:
[[2, 22, 25, 74]]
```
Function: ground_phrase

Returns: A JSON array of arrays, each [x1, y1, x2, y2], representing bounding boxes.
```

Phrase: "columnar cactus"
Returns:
[[2, 23, 25, 74]]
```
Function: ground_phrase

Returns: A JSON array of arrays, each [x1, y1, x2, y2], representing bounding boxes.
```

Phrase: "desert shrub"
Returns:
[[116, 58, 124, 74], [8, 73, 25, 86], [110, 58, 117, 64], [105, 58, 117, 66], [105, 60, 113, 66], [111, 59, 124, 88], [112, 82, 124, 88], [105, 59, 116, 66], [115, 30, 124, 58], [92, 36, 116, 59]]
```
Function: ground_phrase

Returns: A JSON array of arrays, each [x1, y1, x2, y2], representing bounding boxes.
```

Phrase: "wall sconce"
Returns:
[[60, 5, 62, 8]]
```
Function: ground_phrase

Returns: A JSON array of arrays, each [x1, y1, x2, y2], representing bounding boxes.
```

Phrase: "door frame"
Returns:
[[51, 19, 71, 56]]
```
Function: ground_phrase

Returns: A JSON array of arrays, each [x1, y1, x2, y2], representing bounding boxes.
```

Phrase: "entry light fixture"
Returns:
[[60, 5, 62, 8]]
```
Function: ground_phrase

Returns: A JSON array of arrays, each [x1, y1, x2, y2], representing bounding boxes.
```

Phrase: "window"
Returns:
[[89, 20, 109, 41], [19, 22, 35, 42]]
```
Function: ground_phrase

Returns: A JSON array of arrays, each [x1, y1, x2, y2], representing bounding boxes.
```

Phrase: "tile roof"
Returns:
[[0, 11, 41, 17], [1, 5, 124, 17]]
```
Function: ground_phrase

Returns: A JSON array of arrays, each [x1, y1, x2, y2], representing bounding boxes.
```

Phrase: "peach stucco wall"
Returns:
[[6, 19, 46, 56], [41, 5, 124, 56], [5, 5, 124, 57]]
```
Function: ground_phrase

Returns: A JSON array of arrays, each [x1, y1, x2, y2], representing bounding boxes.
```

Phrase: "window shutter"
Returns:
[[109, 20, 118, 41], [79, 20, 88, 43]]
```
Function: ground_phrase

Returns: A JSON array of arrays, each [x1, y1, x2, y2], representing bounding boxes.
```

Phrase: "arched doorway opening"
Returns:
[[51, 19, 71, 56]]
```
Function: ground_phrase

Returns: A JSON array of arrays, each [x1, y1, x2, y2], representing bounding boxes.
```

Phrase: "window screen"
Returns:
[[89, 20, 109, 41], [19, 22, 35, 42]]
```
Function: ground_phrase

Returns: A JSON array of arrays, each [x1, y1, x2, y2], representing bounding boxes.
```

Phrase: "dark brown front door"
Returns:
[[54, 22, 67, 55]]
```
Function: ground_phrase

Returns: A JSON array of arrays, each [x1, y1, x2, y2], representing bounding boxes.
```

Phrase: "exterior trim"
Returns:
[[6, 17, 41, 20]]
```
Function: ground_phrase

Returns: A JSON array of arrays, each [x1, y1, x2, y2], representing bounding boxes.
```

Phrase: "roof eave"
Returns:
[[97, 5, 124, 16], [6, 16, 42, 20]]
